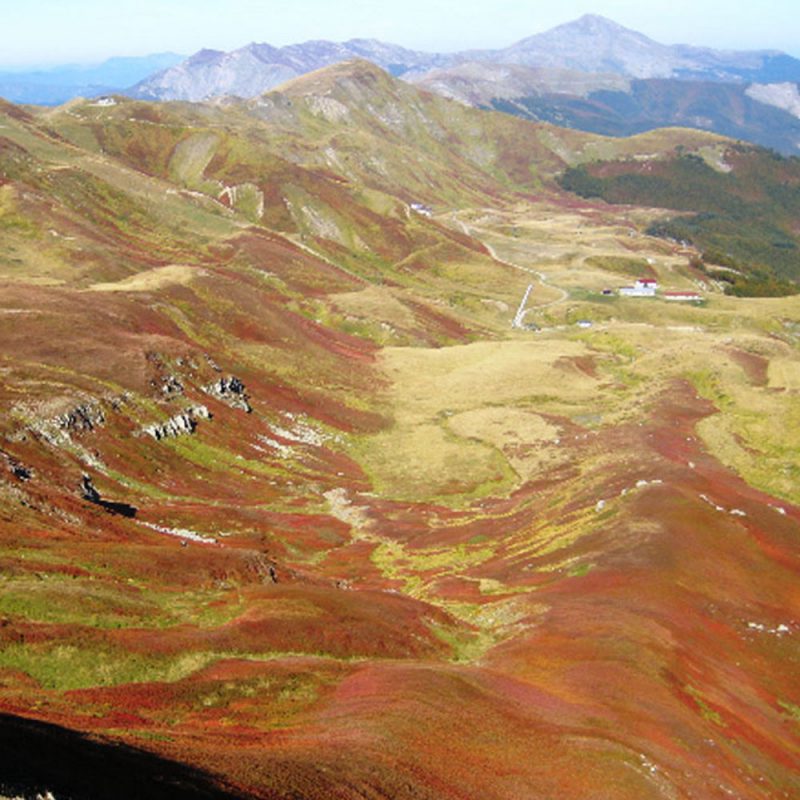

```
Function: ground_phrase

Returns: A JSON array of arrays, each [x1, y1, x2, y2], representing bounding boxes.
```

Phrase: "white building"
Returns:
[[663, 291, 702, 302], [619, 278, 657, 297], [410, 202, 433, 218]]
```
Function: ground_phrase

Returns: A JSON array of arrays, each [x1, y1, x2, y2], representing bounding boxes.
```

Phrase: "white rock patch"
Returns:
[[746, 82, 800, 119]]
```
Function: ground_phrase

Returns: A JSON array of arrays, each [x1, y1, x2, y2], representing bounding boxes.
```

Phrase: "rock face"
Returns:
[[80, 474, 137, 518], [141, 406, 212, 441], [202, 376, 252, 413], [130, 40, 449, 102], [55, 403, 105, 433]]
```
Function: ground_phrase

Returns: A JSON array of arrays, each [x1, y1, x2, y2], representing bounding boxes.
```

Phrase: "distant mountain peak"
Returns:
[[509, 13, 657, 50], [569, 13, 631, 30], [128, 16, 800, 105], [185, 48, 225, 66]]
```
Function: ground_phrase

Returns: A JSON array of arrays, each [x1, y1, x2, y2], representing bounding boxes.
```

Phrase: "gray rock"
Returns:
[[141, 405, 212, 440], [202, 376, 252, 413], [54, 403, 105, 433]]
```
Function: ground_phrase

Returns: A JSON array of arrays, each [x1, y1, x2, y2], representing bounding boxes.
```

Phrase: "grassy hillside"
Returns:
[[559, 144, 800, 295], [490, 78, 800, 156], [0, 69, 798, 800]]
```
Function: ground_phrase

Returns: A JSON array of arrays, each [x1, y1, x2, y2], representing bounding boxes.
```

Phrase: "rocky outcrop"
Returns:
[[1, 451, 31, 481], [141, 406, 211, 441], [54, 402, 105, 433], [18, 400, 108, 454], [80, 474, 137, 518], [80, 474, 101, 503], [156, 374, 185, 398], [202, 376, 252, 413]]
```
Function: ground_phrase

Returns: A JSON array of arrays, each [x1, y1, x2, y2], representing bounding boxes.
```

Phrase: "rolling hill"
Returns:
[[0, 63, 798, 800]]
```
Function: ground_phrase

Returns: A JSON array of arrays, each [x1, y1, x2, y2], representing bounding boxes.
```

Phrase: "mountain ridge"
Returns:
[[129, 15, 800, 102], [413, 64, 800, 155]]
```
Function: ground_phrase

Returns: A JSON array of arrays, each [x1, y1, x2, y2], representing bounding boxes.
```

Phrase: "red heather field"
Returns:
[[1, 79, 799, 800]]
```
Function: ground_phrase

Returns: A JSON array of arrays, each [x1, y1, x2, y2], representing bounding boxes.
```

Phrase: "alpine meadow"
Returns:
[[0, 10, 798, 800]]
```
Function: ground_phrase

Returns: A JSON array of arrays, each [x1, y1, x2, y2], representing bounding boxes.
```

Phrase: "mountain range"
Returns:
[[126, 15, 800, 154], [3, 16, 800, 154], [132, 15, 800, 102]]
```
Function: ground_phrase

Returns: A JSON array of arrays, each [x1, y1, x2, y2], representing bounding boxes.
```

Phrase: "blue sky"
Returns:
[[2, 0, 798, 67]]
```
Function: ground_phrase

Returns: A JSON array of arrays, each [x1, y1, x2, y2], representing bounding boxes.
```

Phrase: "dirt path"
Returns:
[[450, 214, 569, 315]]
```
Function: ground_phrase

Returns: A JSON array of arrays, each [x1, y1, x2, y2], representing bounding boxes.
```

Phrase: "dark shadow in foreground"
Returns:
[[0, 713, 250, 800]]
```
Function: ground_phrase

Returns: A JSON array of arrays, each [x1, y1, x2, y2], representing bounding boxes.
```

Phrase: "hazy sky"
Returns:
[[2, 0, 798, 67]]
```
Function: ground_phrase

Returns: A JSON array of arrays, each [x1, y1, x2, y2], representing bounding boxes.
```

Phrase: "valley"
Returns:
[[0, 62, 798, 800]]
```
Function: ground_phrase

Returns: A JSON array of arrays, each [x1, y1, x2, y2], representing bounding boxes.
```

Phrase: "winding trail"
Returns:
[[449, 214, 569, 318]]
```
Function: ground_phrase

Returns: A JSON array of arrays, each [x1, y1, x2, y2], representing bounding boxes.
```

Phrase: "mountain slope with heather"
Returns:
[[0, 65, 799, 800]]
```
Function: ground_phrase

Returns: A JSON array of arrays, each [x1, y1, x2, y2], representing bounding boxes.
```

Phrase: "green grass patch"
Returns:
[[584, 255, 654, 280], [779, 700, 800, 726], [0, 576, 159, 629], [0, 645, 223, 690], [568, 562, 595, 578], [0, 644, 367, 691], [686, 685, 727, 726]]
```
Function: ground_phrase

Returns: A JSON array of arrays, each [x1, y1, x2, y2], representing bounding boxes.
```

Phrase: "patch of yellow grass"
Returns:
[[768, 358, 800, 392], [89, 264, 203, 292], [354, 422, 511, 502], [351, 339, 599, 503], [385, 339, 597, 422], [331, 285, 417, 329], [447, 407, 567, 481]]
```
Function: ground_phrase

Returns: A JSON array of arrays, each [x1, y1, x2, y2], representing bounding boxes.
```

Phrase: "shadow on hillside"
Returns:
[[0, 713, 249, 800]]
